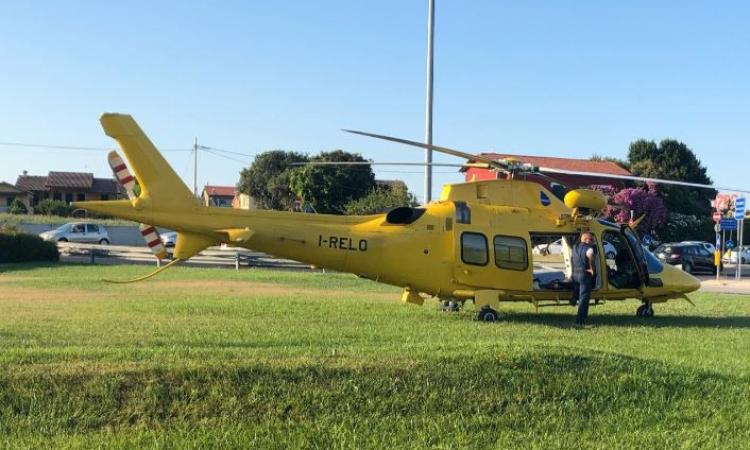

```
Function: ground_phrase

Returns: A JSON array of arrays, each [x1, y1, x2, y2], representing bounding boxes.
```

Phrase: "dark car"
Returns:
[[654, 242, 720, 274]]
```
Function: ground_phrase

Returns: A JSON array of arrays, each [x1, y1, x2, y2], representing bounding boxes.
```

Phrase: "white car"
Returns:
[[723, 247, 750, 264], [532, 238, 617, 259], [160, 231, 177, 248], [39, 222, 110, 244]]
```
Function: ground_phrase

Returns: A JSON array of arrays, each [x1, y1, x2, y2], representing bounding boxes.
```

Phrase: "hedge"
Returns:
[[0, 232, 59, 263]]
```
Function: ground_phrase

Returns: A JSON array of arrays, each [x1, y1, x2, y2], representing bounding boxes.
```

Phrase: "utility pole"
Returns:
[[193, 137, 198, 198], [423, 0, 435, 204]]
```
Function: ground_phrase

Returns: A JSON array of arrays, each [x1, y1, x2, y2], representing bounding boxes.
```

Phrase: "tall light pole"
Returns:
[[424, 0, 435, 204], [193, 136, 198, 197]]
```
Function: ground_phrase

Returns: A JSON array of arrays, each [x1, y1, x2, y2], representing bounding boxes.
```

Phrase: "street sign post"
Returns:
[[735, 198, 745, 220], [720, 218, 737, 231], [735, 198, 745, 281]]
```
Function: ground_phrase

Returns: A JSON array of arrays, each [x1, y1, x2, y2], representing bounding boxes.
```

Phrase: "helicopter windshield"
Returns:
[[644, 249, 664, 274]]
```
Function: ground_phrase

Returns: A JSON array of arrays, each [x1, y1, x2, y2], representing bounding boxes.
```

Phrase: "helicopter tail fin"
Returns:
[[99, 113, 199, 208]]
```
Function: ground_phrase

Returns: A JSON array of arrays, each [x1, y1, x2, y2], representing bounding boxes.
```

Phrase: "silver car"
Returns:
[[39, 222, 110, 245]]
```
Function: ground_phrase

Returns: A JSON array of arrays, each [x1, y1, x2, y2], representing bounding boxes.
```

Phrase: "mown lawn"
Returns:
[[1, 263, 749, 449]]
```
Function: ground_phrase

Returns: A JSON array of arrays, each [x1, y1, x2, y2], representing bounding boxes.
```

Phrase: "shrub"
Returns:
[[0, 231, 59, 263], [0, 223, 23, 235], [36, 199, 72, 217], [8, 199, 28, 215], [344, 184, 419, 215]]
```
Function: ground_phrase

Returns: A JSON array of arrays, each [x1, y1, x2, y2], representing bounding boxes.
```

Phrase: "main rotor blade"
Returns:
[[290, 161, 487, 168], [539, 167, 750, 194], [342, 129, 506, 170]]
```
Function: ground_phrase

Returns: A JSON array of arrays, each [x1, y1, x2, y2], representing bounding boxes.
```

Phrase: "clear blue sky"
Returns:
[[1, 1, 749, 202]]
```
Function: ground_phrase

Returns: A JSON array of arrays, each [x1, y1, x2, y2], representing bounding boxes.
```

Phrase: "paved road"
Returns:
[[695, 264, 750, 294], [59, 243, 313, 271]]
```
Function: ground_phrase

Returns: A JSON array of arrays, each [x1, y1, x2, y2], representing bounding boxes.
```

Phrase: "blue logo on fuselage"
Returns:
[[540, 191, 551, 206]]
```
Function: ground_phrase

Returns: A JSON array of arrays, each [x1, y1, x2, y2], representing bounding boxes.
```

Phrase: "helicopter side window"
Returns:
[[461, 232, 488, 266], [602, 230, 640, 289], [455, 201, 471, 224], [494, 235, 528, 271]]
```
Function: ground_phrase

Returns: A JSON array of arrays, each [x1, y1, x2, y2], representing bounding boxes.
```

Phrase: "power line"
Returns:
[[198, 145, 256, 158], [0, 141, 192, 152], [202, 148, 251, 165]]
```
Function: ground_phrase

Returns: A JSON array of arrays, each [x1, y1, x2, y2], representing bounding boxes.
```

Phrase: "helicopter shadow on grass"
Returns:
[[502, 309, 750, 329]]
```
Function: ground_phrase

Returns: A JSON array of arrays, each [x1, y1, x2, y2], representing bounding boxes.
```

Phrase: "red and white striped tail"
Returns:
[[108, 151, 137, 199], [109, 150, 168, 260], [139, 224, 168, 260]]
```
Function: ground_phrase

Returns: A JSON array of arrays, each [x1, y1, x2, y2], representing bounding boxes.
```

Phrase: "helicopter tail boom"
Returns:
[[99, 113, 199, 208]]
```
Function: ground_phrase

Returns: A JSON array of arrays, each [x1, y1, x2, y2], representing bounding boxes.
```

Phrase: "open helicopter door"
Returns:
[[599, 226, 647, 293], [452, 201, 532, 291], [621, 225, 649, 286]]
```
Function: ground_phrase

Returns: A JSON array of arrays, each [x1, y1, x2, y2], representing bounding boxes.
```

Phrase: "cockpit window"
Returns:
[[455, 201, 471, 224], [644, 249, 664, 274]]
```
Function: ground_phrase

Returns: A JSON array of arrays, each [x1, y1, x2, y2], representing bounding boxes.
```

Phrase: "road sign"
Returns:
[[714, 223, 721, 233], [713, 211, 722, 222], [721, 218, 738, 231], [726, 240, 735, 250], [642, 234, 653, 246], [735, 197, 746, 220]]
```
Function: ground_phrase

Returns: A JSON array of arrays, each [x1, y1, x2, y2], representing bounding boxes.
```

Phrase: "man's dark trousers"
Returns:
[[573, 273, 593, 325]]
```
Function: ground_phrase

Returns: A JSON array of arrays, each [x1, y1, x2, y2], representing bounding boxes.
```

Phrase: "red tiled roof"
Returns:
[[46, 172, 94, 189], [15, 175, 48, 191], [204, 185, 237, 197], [472, 153, 631, 176]]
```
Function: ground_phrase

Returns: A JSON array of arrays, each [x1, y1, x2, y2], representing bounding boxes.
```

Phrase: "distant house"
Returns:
[[15, 171, 122, 211], [202, 185, 236, 207], [0, 182, 30, 213], [201, 185, 256, 209], [461, 154, 631, 190]]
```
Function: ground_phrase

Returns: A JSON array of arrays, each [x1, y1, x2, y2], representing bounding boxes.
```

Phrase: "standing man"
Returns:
[[572, 231, 597, 327]]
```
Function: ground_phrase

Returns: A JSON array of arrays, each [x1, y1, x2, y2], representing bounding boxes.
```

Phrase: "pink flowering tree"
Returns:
[[595, 184, 668, 234]]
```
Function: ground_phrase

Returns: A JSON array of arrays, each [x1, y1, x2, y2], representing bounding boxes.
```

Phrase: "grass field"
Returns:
[[1, 263, 749, 449]]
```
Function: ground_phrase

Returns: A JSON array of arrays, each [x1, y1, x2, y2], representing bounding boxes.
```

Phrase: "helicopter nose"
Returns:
[[660, 263, 701, 294]]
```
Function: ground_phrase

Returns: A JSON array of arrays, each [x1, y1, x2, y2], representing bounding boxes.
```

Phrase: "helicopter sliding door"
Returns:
[[529, 233, 604, 292]]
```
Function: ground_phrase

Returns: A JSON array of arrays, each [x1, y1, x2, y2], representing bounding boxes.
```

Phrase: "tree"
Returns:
[[628, 139, 715, 242], [628, 139, 714, 217], [590, 154, 630, 172], [237, 151, 308, 210], [343, 183, 419, 215], [290, 150, 375, 214], [600, 185, 668, 234], [8, 198, 28, 215]]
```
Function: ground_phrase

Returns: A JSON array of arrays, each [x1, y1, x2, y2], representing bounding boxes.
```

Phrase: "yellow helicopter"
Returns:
[[76, 113, 711, 321]]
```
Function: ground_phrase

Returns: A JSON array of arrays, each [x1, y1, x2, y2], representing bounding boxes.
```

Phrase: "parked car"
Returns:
[[532, 238, 618, 259], [39, 222, 110, 245], [654, 242, 720, 274], [160, 231, 177, 248], [723, 247, 750, 264], [682, 241, 716, 254]]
